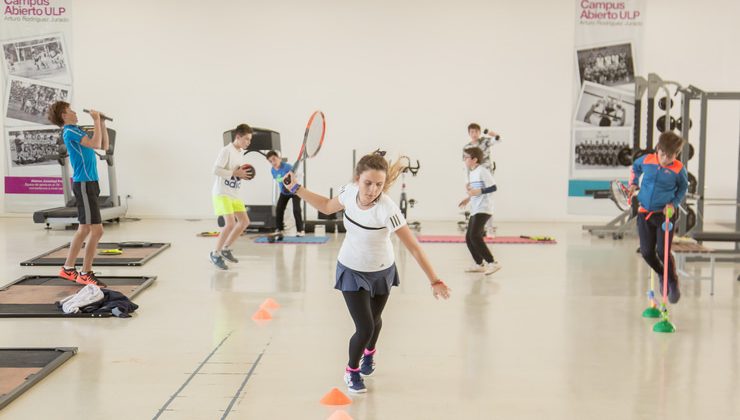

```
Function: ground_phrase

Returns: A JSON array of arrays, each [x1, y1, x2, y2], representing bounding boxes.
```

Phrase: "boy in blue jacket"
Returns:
[[266, 150, 304, 236], [629, 132, 689, 303]]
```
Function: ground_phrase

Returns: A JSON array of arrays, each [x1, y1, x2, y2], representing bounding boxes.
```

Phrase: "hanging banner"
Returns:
[[568, 0, 644, 215], [1, 1, 73, 212]]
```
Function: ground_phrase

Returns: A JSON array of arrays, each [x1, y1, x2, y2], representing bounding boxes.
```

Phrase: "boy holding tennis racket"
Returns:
[[47, 101, 109, 287], [629, 132, 688, 303], [266, 150, 304, 236], [284, 151, 451, 394], [210, 124, 254, 270], [459, 147, 500, 275]]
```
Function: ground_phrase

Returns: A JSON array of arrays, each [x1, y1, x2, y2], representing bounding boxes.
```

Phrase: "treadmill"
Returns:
[[32, 126, 127, 227]]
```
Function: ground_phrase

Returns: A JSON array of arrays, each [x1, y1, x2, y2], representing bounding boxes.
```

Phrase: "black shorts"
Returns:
[[72, 181, 102, 224]]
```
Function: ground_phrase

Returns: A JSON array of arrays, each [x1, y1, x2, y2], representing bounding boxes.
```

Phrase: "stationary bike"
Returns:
[[398, 156, 421, 231]]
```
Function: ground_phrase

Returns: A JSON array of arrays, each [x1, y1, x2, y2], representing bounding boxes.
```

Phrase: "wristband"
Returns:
[[290, 183, 301, 194], [430, 280, 445, 287]]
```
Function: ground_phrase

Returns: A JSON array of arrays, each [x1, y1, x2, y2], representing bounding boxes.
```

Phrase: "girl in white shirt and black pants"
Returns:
[[284, 151, 451, 394]]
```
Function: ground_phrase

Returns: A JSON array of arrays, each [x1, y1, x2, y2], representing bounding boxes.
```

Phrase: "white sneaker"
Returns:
[[296, 231, 305, 237], [484, 262, 502, 275], [465, 263, 486, 273]]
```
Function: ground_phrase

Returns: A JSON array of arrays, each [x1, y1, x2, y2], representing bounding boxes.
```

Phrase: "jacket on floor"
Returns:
[[80, 289, 139, 318]]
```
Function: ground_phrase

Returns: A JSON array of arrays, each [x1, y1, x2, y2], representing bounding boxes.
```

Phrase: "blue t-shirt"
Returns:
[[270, 162, 294, 195], [62, 125, 98, 182]]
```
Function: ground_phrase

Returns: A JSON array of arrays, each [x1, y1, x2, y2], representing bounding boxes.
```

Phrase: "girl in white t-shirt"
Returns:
[[284, 151, 451, 394], [459, 147, 501, 275]]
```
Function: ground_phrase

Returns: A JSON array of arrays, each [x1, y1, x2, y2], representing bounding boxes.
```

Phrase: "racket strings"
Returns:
[[304, 112, 325, 157], [610, 180, 630, 211]]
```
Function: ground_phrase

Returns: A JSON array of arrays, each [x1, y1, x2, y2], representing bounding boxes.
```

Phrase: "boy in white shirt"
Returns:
[[210, 124, 254, 270], [459, 147, 501, 275]]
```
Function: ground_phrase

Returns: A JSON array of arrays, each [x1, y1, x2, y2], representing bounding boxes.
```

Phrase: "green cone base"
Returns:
[[653, 320, 676, 333], [642, 307, 661, 318]]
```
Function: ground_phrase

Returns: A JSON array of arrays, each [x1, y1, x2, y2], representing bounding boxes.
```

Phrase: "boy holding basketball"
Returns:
[[210, 124, 254, 270], [266, 150, 304, 236], [629, 131, 688, 304]]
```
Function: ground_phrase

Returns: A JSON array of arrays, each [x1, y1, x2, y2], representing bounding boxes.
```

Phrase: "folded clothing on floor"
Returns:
[[57, 284, 104, 314]]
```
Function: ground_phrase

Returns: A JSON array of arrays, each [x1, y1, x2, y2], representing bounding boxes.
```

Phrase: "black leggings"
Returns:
[[637, 212, 677, 284], [342, 290, 390, 369], [275, 194, 303, 231], [466, 213, 494, 265]]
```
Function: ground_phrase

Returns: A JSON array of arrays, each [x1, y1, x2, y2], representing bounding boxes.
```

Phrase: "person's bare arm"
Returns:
[[285, 171, 344, 214], [79, 110, 102, 149], [395, 225, 451, 300], [100, 118, 109, 152]]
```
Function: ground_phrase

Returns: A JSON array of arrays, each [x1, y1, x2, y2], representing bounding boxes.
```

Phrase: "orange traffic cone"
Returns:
[[327, 409, 353, 420], [319, 387, 352, 406], [260, 298, 280, 310], [251, 308, 272, 321]]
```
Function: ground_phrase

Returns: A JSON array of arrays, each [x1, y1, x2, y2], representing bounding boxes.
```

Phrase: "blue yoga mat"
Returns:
[[254, 236, 330, 244]]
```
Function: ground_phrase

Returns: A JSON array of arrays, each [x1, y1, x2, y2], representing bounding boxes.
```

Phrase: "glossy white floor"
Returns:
[[0, 217, 738, 420]]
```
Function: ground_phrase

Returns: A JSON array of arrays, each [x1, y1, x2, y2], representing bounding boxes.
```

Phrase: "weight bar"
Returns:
[[632, 148, 651, 162], [676, 116, 693, 131], [656, 115, 676, 133], [658, 96, 673, 111], [679, 143, 695, 161], [617, 146, 633, 166], [688, 172, 697, 195], [686, 205, 696, 232]]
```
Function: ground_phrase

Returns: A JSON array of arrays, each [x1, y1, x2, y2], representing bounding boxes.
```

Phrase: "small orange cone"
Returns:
[[319, 387, 352, 406], [327, 410, 353, 420], [251, 308, 272, 321], [260, 298, 280, 310]]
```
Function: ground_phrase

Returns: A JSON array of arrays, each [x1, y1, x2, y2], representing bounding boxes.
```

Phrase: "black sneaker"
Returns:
[[344, 368, 367, 393], [221, 249, 239, 263], [360, 353, 375, 376], [209, 252, 228, 270], [668, 280, 681, 304]]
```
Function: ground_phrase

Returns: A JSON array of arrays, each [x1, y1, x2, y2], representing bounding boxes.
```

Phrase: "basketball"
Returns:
[[241, 163, 256, 180]]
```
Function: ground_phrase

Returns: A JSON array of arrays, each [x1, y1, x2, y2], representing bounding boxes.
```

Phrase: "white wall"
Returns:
[[2, 0, 739, 222], [642, 0, 740, 225]]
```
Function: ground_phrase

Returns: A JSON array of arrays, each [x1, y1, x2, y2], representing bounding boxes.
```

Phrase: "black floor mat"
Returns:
[[20, 242, 171, 266], [0, 348, 76, 410], [0, 275, 155, 318]]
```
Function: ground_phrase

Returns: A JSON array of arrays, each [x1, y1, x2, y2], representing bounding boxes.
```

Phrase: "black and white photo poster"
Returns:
[[1, 1, 73, 212], [568, 0, 644, 216]]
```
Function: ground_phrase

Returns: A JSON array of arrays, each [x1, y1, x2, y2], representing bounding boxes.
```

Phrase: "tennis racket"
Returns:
[[283, 111, 326, 188], [609, 180, 632, 211]]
